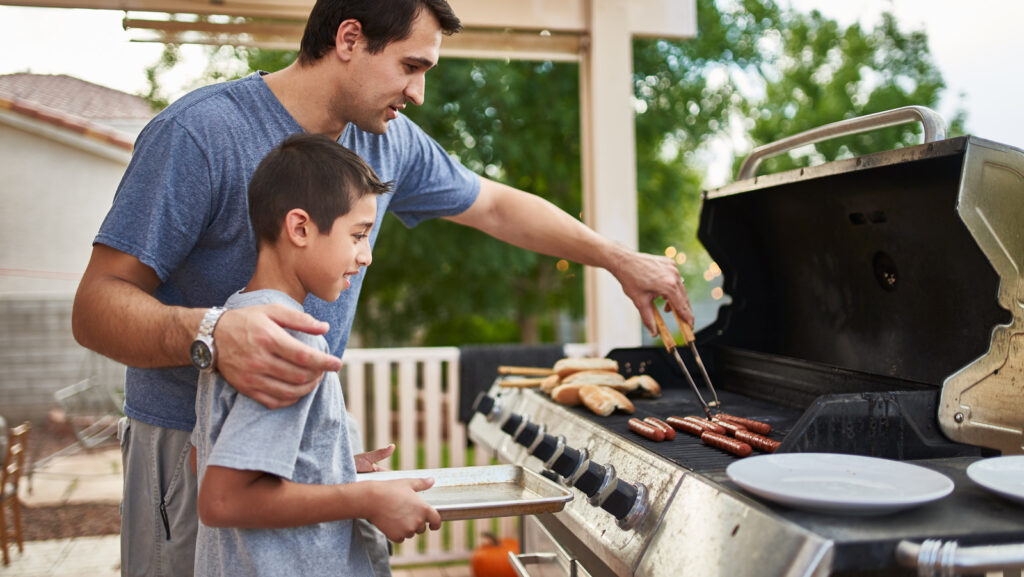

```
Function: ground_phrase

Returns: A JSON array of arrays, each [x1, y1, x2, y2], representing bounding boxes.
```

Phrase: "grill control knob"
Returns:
[[471, 393, 503, 422], [500, 413, 524, 437], [531, 434, 560, 464], [573, 461, 608, 499], [601, 480, 648, 531], [549, 444, 583, 479]]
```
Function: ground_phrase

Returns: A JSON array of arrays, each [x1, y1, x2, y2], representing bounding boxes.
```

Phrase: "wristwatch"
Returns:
[[190, 307, 226, 372]]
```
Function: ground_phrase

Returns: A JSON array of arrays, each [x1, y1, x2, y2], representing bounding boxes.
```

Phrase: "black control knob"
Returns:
[[500, 413, 523, 436], [514, 421, 541, 448], [573, 461, 607, 498], [600, 479, 639, 520], [530, 434, 560, 463], [472, 392, 495, 416], [549, 445, 582, 479]]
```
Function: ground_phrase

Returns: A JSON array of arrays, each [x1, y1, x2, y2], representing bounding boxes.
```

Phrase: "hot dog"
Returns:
[[643, 417, 676, 441], [666, 416, 705, 436], [628, 418, 665, 442], [734, 429, 781, 453], [715, 413, 772, 435], [700, 431, 752, 457], [711, 418, 747, 436], [682, 416, 728, 435]]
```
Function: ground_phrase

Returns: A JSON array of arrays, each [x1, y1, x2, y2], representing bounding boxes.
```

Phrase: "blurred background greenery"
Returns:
[[142, 0, 963, 347]]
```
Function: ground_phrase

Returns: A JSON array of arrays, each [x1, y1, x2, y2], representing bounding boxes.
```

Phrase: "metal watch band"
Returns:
[[197, 307, 226, 340]]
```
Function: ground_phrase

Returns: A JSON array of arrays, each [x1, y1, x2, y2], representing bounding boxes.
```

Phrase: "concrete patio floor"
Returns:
[[3, 445, 471, 577]]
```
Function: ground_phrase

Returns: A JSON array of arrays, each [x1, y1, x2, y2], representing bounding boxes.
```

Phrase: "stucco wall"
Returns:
[[0, 113, 130, 296], [1, 112, 131, 423]]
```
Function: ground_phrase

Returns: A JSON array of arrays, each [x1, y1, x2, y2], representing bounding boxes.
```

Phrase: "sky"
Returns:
[[1, 0, 1022, 152]]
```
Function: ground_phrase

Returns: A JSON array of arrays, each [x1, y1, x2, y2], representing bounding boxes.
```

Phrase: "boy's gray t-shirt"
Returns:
[[96, 72, 480, 432], [192, 289, 372, 577]]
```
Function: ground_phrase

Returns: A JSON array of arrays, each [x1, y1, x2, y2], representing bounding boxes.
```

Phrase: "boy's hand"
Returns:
[[215, 304, 344, 409], [365, 478, 442, 542], [354, 444, 394, 473]]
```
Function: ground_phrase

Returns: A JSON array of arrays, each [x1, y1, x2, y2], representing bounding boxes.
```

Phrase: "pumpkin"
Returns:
[[470, 532, 520, 577]]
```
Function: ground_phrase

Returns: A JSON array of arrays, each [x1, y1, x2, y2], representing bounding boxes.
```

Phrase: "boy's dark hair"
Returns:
[[298, 0, 462, 65], [248, 133, 390, 247]]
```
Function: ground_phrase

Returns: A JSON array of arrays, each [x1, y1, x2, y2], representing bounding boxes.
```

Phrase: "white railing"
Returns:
[[340, 344, 592, 566]]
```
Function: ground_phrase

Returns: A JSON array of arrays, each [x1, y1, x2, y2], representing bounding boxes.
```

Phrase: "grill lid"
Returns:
[[700, 118, 1024, 453]]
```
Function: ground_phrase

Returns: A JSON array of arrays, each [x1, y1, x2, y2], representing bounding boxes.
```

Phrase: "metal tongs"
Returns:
[[651, 301, 721, 418]]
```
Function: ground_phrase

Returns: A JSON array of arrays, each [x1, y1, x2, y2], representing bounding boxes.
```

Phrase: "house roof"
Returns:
[[0, 73, 154, 150]]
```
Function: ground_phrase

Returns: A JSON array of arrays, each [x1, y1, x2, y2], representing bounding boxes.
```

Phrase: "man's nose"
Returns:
[[405, 74, 425, 106]]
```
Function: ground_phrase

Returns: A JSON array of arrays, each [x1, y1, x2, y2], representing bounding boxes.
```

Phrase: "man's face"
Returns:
[[334, 9, 442, 134]]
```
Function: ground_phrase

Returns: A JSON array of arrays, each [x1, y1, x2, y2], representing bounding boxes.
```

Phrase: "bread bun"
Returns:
[[562, 369, 625, 387], [578, 385, 635, 417], [626, 375, 661, 398], [550, 383, 584, 406], [553, 357, 619, 379], [539, 374, 561, 394]]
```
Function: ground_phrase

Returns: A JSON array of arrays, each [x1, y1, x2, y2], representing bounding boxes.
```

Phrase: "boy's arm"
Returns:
[[198, 465, 442, 541]]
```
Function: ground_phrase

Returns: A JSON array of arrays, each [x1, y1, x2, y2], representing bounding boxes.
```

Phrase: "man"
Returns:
[[72, 1, 693, 576]]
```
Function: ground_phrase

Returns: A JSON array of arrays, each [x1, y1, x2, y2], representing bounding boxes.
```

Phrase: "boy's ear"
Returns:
[[335, 18, 362, 62], [284, 209, 314, 247]]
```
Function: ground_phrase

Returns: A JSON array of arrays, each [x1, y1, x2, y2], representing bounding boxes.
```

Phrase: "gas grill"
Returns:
[[468, 107, 1024, 577]]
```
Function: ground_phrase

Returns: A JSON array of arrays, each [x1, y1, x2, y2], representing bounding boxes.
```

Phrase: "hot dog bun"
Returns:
[[550, 383, 584, 406], [561, 369, 626, 388], [578, 385, 635, 417], [625, 375, 661, 398], [552, 357, 619, 379]]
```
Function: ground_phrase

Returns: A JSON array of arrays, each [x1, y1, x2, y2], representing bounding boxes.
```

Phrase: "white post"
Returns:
[[580, 0, 643, 355]]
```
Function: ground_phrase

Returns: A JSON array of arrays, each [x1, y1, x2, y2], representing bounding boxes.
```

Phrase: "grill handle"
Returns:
[[896, 539, 1024, 576], [508, 552, 561, 577], [736, 105, 947, 180]]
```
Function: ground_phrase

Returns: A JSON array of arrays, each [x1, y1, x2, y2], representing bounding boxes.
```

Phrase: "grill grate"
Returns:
[[562, 387, 803, 473]]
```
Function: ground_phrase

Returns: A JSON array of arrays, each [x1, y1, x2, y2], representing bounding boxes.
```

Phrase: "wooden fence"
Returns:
[[340, 345, 590, 565]]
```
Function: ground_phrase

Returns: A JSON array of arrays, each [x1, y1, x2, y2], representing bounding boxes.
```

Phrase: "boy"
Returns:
[[191, 134, 441, 577]]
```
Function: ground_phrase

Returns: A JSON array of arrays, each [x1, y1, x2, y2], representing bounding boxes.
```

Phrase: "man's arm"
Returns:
[[445, 178, 694, 333], [198, 466, 441, 541], [72, 244, 342, 408]]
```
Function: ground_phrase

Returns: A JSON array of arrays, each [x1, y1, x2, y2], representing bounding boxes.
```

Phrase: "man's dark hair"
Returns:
[[298, 0, 462, 65], [248, 133, 390, 247]]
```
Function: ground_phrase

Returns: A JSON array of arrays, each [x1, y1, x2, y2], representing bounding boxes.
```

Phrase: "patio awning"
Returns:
[[2, 0, 697, 354]]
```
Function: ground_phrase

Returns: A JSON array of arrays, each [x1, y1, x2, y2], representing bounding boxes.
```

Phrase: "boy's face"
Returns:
[[301, 193, 378, 303], [332, 9, 441, 135]]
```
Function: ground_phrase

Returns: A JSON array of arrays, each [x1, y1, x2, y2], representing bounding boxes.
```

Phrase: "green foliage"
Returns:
[[144, 0, 962, 347]]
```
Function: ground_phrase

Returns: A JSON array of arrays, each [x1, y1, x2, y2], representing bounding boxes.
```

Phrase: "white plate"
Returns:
[[726, 453, 954, 515], [967, 456, 1024, 505]]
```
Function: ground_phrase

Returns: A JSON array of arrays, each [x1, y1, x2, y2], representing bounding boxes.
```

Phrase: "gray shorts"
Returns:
[[118, 416, 392, 577], [118, 417, 197, 577]]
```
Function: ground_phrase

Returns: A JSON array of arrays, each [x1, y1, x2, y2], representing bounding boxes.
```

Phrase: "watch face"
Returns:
[[190, 340, 213, 370]]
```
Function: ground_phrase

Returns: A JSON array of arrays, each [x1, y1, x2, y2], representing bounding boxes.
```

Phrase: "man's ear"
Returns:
[[284, 209, 314, 247], [334, 18, 362, 62]]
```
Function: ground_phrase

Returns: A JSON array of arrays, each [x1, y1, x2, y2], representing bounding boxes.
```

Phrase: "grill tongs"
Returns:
[[651, 302, 721, 418]]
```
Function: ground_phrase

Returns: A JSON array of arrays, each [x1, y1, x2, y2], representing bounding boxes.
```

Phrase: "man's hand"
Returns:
[[610, 251, 695, 335], [354, 444, 395, 473], [365, 478, 442, 542], [215, 304, 343, 409]]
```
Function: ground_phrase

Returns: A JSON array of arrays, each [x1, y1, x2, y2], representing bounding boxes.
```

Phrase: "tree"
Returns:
[[141, 0, 962, 347]]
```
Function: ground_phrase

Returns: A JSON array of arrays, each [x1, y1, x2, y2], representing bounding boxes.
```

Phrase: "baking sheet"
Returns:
[[356, 464, 573, 521]]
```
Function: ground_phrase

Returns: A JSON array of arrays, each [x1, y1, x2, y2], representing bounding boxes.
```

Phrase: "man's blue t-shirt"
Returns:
[[96, 73, 481, 431]]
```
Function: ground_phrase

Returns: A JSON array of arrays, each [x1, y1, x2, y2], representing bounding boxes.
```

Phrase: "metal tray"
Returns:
[[356, 464, 573, 521]]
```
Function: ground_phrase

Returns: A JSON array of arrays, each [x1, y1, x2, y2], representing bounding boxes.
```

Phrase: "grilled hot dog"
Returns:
[[716, 413, 772, 435], [700, 431, 752, 457], [666, 416, 705, 436], [734, 429, 781, 453], [643, 417, 676, 441], [628, 418, 665, 442]]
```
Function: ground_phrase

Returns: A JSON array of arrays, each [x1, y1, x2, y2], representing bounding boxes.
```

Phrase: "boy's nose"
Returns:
[[357, 248, 372, 268]]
